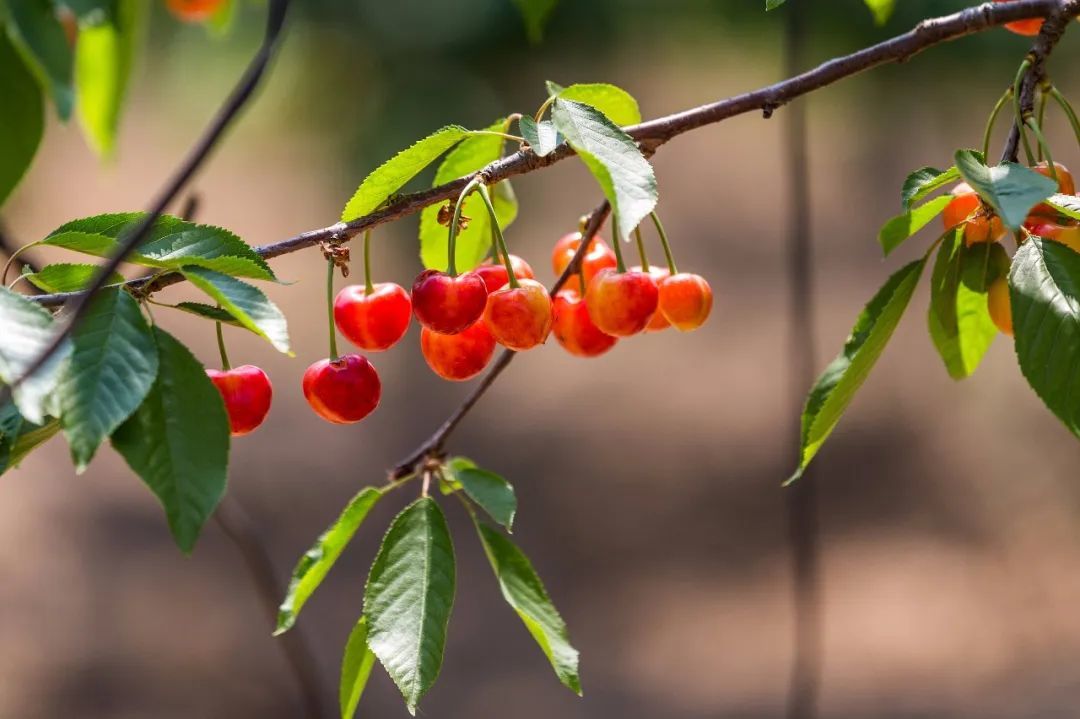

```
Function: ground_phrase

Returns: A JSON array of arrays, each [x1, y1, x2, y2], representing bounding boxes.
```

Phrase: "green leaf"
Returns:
[[0, 403, 22, 474], [444, 461, 516, 531], [954, 149, 1058, 230], [75, 0, 144, 157], [512, 0, 557, 43], [0, 287, 69, 424], [0, 404, 59, 475], [22, 263, 124, 292], [43, 213, 275, 280], [551, 98, 657, 244], [180, 267, 291, 354], [0, 28, 44, 209], [1047, 194, 1080, 221], [340, 616, 377, 719], [474, 521, 581, 695], [173, 301, 243, 327], [548, 82, 641, 126], [275, 487, 383, 634], [57, 287, 157, 471], [6, 0, 75, 118], [206, 0, 238, 36], [419, 120, 518, 271], [519, 116, 558, 157], [878, 195, 951, 256], [765, 0, 787, 9], [1009, 238, 1080, 439], [789, 258, 927, 483], [364, 497, 455, 714], [901, 166, 959, 210], [111, 327, 229, 553], [927, 230, 998, 380], [863, 0, 896, 25], [342, 125, 471, 222]]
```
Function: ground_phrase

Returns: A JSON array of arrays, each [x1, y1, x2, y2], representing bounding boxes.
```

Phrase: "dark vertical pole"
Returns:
[[783, 3, 823, 719]]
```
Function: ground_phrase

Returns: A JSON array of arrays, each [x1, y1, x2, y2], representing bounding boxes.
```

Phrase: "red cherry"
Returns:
[[551, 232, 617, 286], [166, 0, 224, 22], [552, 290, 617, 358], [420, 320, 496, 381], [630, 265, 671, 331], [995, 0, 1043, 35], [206, 365, 273, 437], [474, 254, 536, 292], [1028, 161, 1076, 219], [302, 354, 381, 424], [411, 269, 488, 335], [333, 283, 411, 351], [658, 273, 713, 331], [942, 183, 1006, 247], [482, 278, 552, 351], [585, 268, 660, 337]]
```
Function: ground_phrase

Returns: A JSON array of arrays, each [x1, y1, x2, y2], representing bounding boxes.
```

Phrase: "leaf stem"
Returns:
[[1037, 85, 1050, 162], [1026, 117, 1057, 181], [534, 95, 555, 123], [982, 87, 1013, 162], [1013, 59, 1036, 165], [362, 230, 374, 295], [477, 185, 518, 289], [326, 257, 339, 361], [216, 317, 232, 370], [470, 130, 525, 143], [611, 216, 627, 273], [1049, 86, 1080, 149], [634, 226, 650, 272], [1, 243, 35, 286], [447, 176, 483, 276], [650, 211, 679, 275]]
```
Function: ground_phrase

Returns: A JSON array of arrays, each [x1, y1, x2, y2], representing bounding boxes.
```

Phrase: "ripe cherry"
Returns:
[[474, 254, 535, 292], [411, 269, 488, 335], [166, 0, 224, 22], [482, 278, 552, 351], [630, 265, 671, 331], [421, 320, 496, 381], [585, 268, 660, 337], [987, 276, 1013, 336], [206, 365, 273, 437], [995, 0, 1043, 36], [658, 273, 713, 332], [1029, 161, 1076, 219], [552, 232, 617, 288], [552, 290, 617, 358], [302, 354, 381, 424], [942, 183, 1006, 247], [1027, 220, 1080, 254], [334, 283, 411, 351]]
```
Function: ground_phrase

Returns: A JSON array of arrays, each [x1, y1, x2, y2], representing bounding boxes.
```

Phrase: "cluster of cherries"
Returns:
[[941, 160, 1078, 336]]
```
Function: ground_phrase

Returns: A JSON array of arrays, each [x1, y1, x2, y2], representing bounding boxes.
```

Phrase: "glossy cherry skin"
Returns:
[[658, 273, 713, 332], [206, 365, 272, 437], [420, 321, 496, 381], [1029, 161, 1076, 218], [585, 268, 660, 337], [411, 269, 488, 335], [987, 276, 1013, 336], [334, 283, 411, 351], [1027, 220, 1080, 254], [630, 265, 671, 331], [474, 254, 536, 292], [167, 0, 224, 21], [995, 0, 1043, 35], [942, 183, 1006, 246], [552, 290, 617, 358], [302, 354, 381, 424], [482, 278, 553, 351], [552, 232, 617, 287]]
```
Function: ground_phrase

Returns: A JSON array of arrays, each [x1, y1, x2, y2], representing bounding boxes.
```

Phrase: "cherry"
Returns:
[[551, 232, 617, 288], [658, 273, 713, 332], [1027, 220, 1080, 254], [552, 290, 617, 358], [166, 0, 224, 22], [630, 265, 671, 331], [942, 182, 1006, 247], [987, 276, 1013, 336], [585, 268, 660, 337], [995, 0, 1043, 36], [1029, 161, 1076, 219], [411, 269, 488, 335], [421, 320, 496, 381], [474, 254, 535, 292], [482, 278, 552, 351], [206, 365, 273, 437], [302, 354, 381, 424], [333, 283, 411, 352]]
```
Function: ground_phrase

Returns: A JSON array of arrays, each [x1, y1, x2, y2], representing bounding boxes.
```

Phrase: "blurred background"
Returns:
[[4, 1, 1080, 717]]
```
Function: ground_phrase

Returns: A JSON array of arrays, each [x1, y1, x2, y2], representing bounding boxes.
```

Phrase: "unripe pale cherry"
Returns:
[[302, 354, 381, 424], [334, 283, 411, 351], [421, 321, 496, 381], [585, 268, 660, 337], [411, 269, 488, 335], [658, 273, 713, 331], [482, 278, 553, 351], [987, 276, 1013, 336], [552, 289, 617, 358], [206, 365, 273, 437], [474, 254, 535, 292], [167, 0, 225, 22], [630, 265, 671, 331]]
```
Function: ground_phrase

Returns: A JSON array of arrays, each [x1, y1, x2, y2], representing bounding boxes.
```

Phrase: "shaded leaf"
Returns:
[[955, 149, 1058, 229], [512, 0, 558, 43], [444, 462, 516, 531], [878, 195, 951, 256], [173, 301, 243, 327], [1047, 193, 1080, 221], [901, 166, 959, 210], [0, 287, 69, 424], [181, 267, 291, 354], [22, 263, 124, 293], [340, 616, 377, 719], [0, 29, 44, 209], [6, 0, 75, 118], [927, 230, 998, 380], [519, 116, 558, 157], [0, 407, 59, 475]]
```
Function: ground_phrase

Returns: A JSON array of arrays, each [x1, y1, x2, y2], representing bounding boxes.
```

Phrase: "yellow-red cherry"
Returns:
[[302, 354, 381, 424], [630, 265, 671, 331], [995, 0, 1043, 35], [206, 365, 273, 437], [585, 268, 660, 337], [166, 0, 224, 22], [658, 273, 713, 331], [1028, 161, 1076, 219], [334, 283, 411, 352], [942, 182, 1006, 247], [552, 232, 617, 287], [482, 278, 552, 351], [552, 289, 617, 358], [411, 269, 488, 335], [475, 254, 535, 292], [420, 320, 496, 381]]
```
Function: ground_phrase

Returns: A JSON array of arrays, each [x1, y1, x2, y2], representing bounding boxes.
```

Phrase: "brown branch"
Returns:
[[26, 0, 1079, 309]]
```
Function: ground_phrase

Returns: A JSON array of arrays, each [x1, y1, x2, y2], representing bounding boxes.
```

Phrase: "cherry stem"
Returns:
[[982, 87, 1013, 162], [1, 243, 34, 286], [634, 226, 650, 272], [1013, 59, 1036, 165], [471, 130, 525, 143], [1037, 87, 1050, 162], [1049, 86, 1080, 150], [489, 223, 501, 264], [650, 211, 679, 275], [216, 316, 232, 371], [363, 229, 374, 295], [477, 184, 519, 289], [577, 272, 586, 295], [326, 257, 339, 361], [447, 176, 483, 277], [534, 95, 555, 123], [611, 216, 627, 273], [1026, 117, 1058, 182]]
